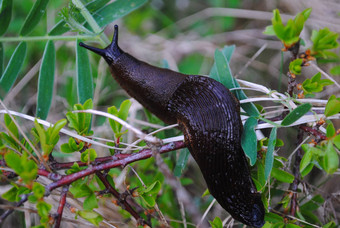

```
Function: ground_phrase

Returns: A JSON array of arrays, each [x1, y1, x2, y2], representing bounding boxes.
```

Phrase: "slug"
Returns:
[[79, 25, 265, 227]]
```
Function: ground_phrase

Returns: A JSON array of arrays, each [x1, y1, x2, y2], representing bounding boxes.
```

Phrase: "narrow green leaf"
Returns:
[[76, 39, 93, 104], [265, 127, 277, 179], [281, 103, 312, 126], [214, 49, 235, 89], [0, 0, 12, 36], [300, 146, 313, 175], [333, 134, 340, 150], [326, 122, 335, 138], [0, 42, 3, 75], [36, 40, 55, 120], [174, 148, 190, 177], [241, 117, 258, 165], [19, 0, 49, 36], [86, 0, 147, 29], [0, 42, 27, 98]]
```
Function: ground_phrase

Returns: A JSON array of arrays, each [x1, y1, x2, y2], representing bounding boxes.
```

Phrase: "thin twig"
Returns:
[[54, 185, 69, 228]]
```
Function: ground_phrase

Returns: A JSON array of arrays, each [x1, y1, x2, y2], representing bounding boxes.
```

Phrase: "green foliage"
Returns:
[[36, 40, 56, 120], [138, 181, 161, 207], [60, 137, 84, 153], [32, 119, 67, 158], [209, 217, 223, 228], [66, 99, 93, 135], [241, 117, 258, 165], [289, 59, 303, 75], [70, 182, 99, 210], [264, 8, 311, 47], [281, 103, 312, 126], [330, 65, 340, 75], [264, 127, 277, 179], [2, 184, 30, 202], [310, 28, 339, 58], [4, 151, 38, 184], [0, 0, 12, 36], [36, 201, 52, 225], [324, 95, 340, 117], [80, 148, 97, 163], [77, 210, 103, 226], [107, 99, 132, 140], [301, 72, 333, 97], [28, 182, 45, 203]]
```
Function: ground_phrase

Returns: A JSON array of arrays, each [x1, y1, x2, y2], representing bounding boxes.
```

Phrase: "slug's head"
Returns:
[[238, 193, 265, 228], [79, 25, 123, 64]]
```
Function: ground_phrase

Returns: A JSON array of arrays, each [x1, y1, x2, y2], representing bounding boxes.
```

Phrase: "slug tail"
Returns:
[[79, 24, 123, 63]]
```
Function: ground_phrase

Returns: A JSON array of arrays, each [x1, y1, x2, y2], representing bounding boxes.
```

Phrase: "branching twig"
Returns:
[[54, 185, 69, 228], [0, 194, 29, 224]]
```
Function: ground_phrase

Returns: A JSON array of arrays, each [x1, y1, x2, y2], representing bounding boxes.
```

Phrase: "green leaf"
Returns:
[[36, 201, 52, 220], [2, 186, 19, 202], [300, 145, 313, 176], [174, 149, 190, 177], [311, 28, 339, 58], [324, 95, 340, 117], [202, 189, 210, 197], [241, 117, 258, 165], [83, 193, 98, 210], [281, 103, 312, 126], [333, 134, 340, 150], [4, 151, 23, 174], [5, 151, 38, 183], [0, 0, 12, 36], [70, 184, 92, 198], [265, 127, 277, 179], [289, 59, 303, 75], [86, 0, 147, 29], [321, 141, 339, 174], [49, 119, 67, 144], [4, 114, 19, 139], [32, 182, 45, 199], [36, 40, 55, 120], [300, 194, 324, 211], [48, 0, 110, 35], [0, 43, 3, 75], [302, 72, 333, 95], [78, 210, 103, 226], [330, 65, 340, 76], [271, 167, 294, 183], [263, 25, 275, 35], [326, 122, 335, 138], [0, 42, 27, 98], [19, 0, 49, 36], [209, 217, 223, 228], [139, 181, 161, 207], [80, 148, 97, 163], [76, 39, 93, 104]]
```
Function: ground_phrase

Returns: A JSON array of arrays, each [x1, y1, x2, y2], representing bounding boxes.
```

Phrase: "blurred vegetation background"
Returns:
[[0, 0, 339, 227]]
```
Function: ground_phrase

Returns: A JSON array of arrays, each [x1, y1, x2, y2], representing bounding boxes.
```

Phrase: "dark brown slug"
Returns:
[[79, 25, 265, 227]]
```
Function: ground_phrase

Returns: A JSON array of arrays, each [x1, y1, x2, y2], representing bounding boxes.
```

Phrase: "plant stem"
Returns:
[[0, 35, 98, 43]]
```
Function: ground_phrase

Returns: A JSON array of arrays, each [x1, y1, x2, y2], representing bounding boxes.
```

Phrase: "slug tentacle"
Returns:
[[79, 25, 123, 64], [79, 25, 265, 227]]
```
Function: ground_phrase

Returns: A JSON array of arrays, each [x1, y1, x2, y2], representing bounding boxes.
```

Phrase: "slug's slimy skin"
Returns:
[[79, 25, 265, 227]]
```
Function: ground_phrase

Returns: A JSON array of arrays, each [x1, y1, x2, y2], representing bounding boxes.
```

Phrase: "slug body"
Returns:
[[79, 25, 265, 227]]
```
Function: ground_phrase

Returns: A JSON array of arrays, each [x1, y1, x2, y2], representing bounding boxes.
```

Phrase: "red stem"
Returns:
[[54, 185, 69, 228]]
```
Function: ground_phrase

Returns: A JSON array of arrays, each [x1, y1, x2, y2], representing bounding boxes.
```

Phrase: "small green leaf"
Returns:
[[70, 184, 92, 198], [333, 134, 340, 150], [241, 117, 258, 165], [4, 114, 19, 139], [302, 72, 333, 95], [139, 181, 161, 207], [78, 210, 103, 226], [0, 0, 12, 36], [2, 186, 19, 202], [300, 146, 313, 175], [80, 148, 97, 163], [265, 127, 277, 179], [289, 59, 303, 75], [202, 189, 210, 197], [311, 28, 339, 58], [324, 95, 340, 117], [36, 40, 55, 120], [83, 193, 98, 210], [326, 122, 335, 138], [36, 201, 52, 221], [0, 42, 27, 98], [209, 217, 223, 228], [32, 182, 45, 199], [76, 40, 93, 104], [263, 25, 275, 35], [271, 168, 294, 183], [321, 141, 339, 174], [330, 65, 340, 76], [281, 103, 312, 126], [4, 151, 23, 174], [20, 0, 49, 36]]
